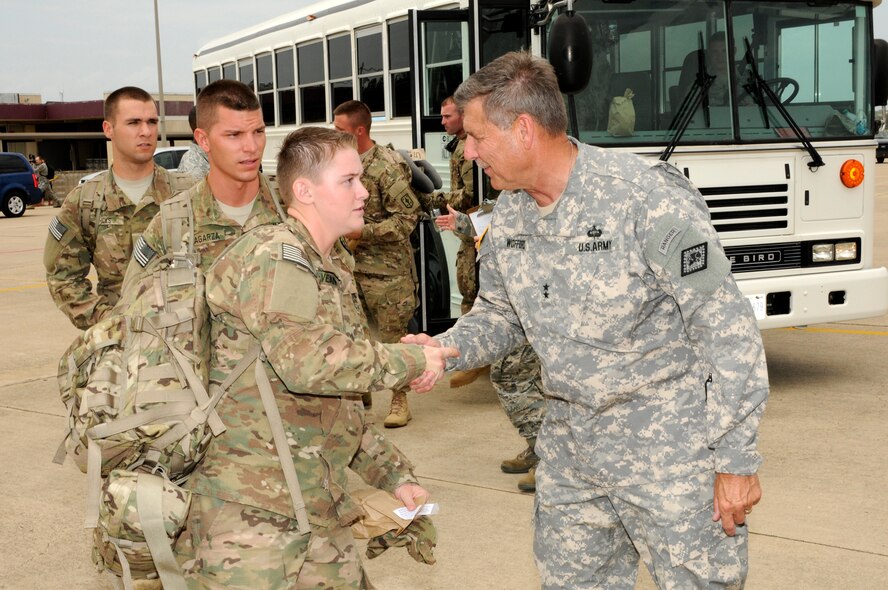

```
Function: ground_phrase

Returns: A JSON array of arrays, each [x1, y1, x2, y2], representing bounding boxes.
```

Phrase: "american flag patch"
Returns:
[[48, 217, 68, 241], [133, 236, 157, 268], [281, 243, 312, 271]]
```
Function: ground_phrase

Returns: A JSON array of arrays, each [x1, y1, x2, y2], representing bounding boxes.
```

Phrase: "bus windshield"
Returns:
[[559, 0, 872, 147]]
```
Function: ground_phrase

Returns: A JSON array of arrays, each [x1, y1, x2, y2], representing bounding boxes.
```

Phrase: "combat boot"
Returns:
[[517, 467, 536, 493], [500, 439, 539, 474], [449, 365, 489, 388], [384, 390, 411, 428]]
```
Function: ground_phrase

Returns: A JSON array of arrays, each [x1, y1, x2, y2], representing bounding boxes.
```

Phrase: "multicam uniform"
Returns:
[[121, 174, 283, 286], [438, 141, 769, 588], [176, 217, 427, 589], [352, 143, 420, 342], [422, 138, 477, 313], [44, 165, 194, 329]]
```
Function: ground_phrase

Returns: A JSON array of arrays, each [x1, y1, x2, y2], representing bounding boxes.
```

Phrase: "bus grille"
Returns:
[[699, 184, 789, 234], [723, 242, 802, 274]]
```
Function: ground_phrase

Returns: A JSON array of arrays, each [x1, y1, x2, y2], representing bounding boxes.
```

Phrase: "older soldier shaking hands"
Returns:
[[404, 51, 768, 590]]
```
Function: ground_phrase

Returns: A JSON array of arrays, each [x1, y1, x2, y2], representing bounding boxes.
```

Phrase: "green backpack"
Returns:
[[54, 195, 309, 590]]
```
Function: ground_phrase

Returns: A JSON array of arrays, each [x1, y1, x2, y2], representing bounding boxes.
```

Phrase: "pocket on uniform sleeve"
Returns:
[[266, 259, 318, 322]]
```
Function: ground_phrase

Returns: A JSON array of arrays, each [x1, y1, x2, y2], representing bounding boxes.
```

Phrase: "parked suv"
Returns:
[[78, 146, 190, 185], [0, 152, 43, 217]]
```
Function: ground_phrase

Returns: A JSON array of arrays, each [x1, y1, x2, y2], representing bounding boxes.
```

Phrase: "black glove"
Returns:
[[365, 516, 437, 565]]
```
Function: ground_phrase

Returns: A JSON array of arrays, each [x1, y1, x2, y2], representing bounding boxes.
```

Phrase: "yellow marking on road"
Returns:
[[0, 283, 46, 293], [784, 326, 888, 336]]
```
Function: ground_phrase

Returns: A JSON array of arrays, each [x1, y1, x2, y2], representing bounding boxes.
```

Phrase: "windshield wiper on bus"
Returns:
[[661, 34, 714, 162], [741, 37, 825, 170]]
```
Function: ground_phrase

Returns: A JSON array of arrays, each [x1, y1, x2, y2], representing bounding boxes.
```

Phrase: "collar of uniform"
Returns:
[[243, 174, 284, 231], [282, 216, 352, 288], [360, 142, 380, 165], [102, 163, 167, 212]]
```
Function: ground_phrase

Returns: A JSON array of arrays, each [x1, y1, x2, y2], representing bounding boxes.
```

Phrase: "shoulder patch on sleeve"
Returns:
[[267, 246, 319, 321], [280, 243, 313, 272], [681, 242, 708, 276], [48, 217, 68, 242], [133, 236, 158, 268]]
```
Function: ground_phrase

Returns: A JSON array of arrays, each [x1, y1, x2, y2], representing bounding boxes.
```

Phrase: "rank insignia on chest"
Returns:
[[506, 238, 526, 250], [681, 242, 708, 276]]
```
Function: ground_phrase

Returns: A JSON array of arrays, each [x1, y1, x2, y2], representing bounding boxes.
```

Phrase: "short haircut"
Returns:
[[332, 100, 372, 131], [454, 51, 567, 136], [196, 80, 261, 130], [188, 105, 198, 132], [104, 86, 155, 121], [276, 126, 358, 207], [441, 96, 456, 108]]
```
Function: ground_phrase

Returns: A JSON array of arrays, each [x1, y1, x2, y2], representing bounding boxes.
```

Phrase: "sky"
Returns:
[[4, 0, 888, 103], [1, 0, 315, 102]]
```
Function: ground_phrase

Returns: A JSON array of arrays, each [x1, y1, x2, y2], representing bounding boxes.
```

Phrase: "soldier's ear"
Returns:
[[194, 128, 210, 153], [291, 178, 314, 205], [102, 120, 114, 141], [515, 114, 534, 149]]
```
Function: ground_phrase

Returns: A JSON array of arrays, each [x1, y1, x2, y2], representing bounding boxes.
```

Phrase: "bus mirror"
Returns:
[[548, 11, 593, 95], [873, 39, 888, 106]]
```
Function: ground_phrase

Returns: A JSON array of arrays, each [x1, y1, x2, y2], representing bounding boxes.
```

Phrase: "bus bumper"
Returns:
[[736, 267, 888, 330]]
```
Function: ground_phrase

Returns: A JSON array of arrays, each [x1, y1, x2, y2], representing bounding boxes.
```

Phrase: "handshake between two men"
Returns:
[[406, 334, 457, 393]]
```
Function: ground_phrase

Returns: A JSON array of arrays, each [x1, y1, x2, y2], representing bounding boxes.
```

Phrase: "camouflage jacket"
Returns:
[[353, 143, 420, 276], [188, 217, 427, 526], [120, 174, 283, 291], [438, 140, 769, 486], [44, 165, 195, 329]]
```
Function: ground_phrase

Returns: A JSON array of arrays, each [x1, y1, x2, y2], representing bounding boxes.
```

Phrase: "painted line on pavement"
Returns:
[[0, 283, 47, 293]]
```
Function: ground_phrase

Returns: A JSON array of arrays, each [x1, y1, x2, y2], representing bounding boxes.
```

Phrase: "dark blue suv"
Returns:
[[0, 152, 43, 217]]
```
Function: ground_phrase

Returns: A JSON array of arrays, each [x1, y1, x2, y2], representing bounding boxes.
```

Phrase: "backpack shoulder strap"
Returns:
[[159, 193, 196, 261], [78, 174, 107, 245]]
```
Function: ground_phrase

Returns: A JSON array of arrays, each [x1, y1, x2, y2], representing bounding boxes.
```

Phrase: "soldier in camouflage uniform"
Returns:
[[122, 80, 282, 288], [333, 100, 421, 428], [178, 105, 211, 180], [407, 53, 769, 589], [419, 96, 477, 314], [44, 86, 195, 329], [175, 127, 455, 588]]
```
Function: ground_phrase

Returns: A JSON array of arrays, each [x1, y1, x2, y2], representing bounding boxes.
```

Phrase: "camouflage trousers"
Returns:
[[356, 272, 416, 396], [455, 240, 478, 315], [175, 494, 371, 589], [355, 272, 416, 344], [534, 467, 748, 589], [489, 342, 545, 441]]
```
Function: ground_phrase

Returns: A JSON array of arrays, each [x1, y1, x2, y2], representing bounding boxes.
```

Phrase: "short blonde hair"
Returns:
[[276, 127, 357, 206]]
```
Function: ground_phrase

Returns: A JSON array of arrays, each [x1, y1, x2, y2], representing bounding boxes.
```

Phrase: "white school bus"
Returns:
[[193, 0, 888, 333]]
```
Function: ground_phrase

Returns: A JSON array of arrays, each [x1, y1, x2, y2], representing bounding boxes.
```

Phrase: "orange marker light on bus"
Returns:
[[840, 159, 864, 188]]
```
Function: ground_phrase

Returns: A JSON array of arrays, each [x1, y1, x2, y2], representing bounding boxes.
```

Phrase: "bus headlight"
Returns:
[[811, 243, 835, 262], [835, 241, 858, 261], [803, 238, 861, 266]]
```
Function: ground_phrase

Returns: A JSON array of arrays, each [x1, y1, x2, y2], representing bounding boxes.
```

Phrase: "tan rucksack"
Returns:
[[54, 196, 309, 590]]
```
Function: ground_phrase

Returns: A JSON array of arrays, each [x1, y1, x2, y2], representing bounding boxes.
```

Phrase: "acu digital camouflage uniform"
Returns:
[[421, 137, 477, 313], [438, 140, 769, 589], [120, 173, 283, 291], [176, 217, 428, 589], [44, 165, 195, 329]]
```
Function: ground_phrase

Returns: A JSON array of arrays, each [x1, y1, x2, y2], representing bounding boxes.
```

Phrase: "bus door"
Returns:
[[409, 1, 530, 334]]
